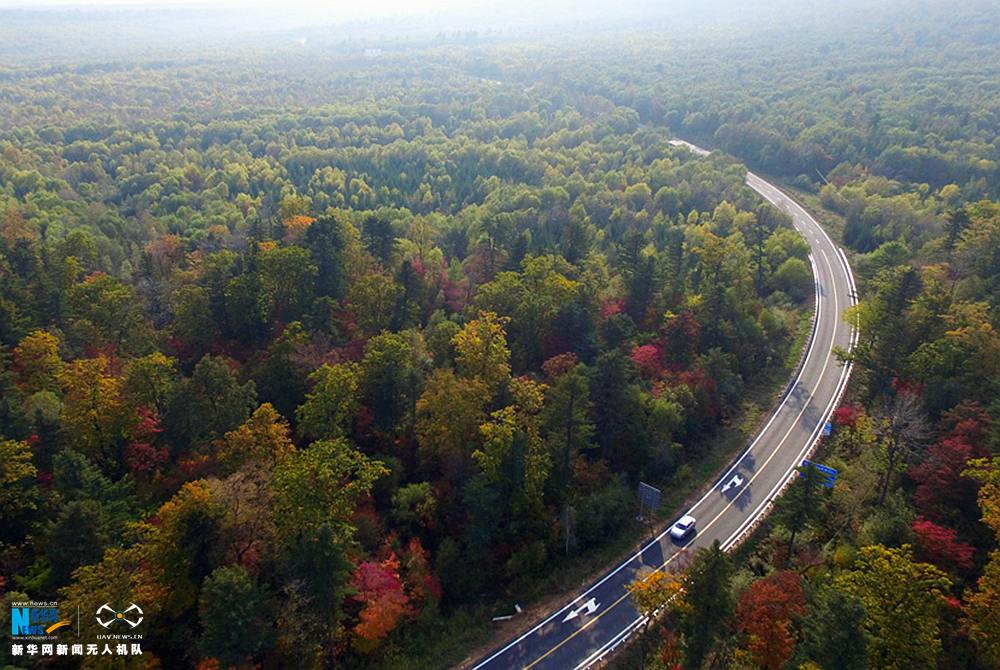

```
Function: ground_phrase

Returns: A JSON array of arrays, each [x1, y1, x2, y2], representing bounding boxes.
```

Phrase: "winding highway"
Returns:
[[466, 141, 858, 670]]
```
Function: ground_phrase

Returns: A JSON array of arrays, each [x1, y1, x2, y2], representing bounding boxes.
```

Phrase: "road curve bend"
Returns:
[[466, 141, 858, 670]]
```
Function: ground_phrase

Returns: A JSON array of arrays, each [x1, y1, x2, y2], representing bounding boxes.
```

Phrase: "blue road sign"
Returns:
[[801, 460, 838, 488], [822, 422, 833, 437]]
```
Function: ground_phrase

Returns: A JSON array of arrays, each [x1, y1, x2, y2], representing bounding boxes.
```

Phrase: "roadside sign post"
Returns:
[[637, 482, 661, 538], [801, 459, 838, 488]]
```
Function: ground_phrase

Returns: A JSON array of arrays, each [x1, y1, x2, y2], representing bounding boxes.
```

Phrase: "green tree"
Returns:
[[802, 586, 869, 670], [678, 541, 734, 670], [295, 363, 360, 441], [257, 245, 318, 323], [836, 544, 951, 670], [361, 332, 420, 433], [252, 322, 310, 420], [171, 284, 219, 353], [167, 355, 257, 447], [771, 257, 811, 301], [199, 565, 272, 668], [272, 438, 387, 542], [0, 439, 38, 537], [123, 351, 179, 416], [303, 213, 348, 299], [44, 500, 108, 587], [841, 265, 922, 398], [391, 482, 438, 536], [774, 462, 828, 559], [541, 363, 595, 495], [66, 273, 150, 353], [591, 351, 645, 473], [348, 273, 404, 337], [415, 368, 490, 479], [276, 524, 354, 666]]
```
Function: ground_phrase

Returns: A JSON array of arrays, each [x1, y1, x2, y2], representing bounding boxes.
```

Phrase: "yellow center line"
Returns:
[[521, 249, 841, 670]]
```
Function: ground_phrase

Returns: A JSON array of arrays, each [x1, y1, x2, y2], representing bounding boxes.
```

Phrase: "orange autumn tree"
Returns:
[[283, 215, 315, 245], [734, 571, 806, 670], [627, 568, 684, 618], [400, 537, 442, 612], [350, 552, 411, 652]]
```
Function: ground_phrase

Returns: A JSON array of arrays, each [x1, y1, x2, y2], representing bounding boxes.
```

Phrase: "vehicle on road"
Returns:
[[668, 515, 696, 540], [721, 474, 745, 493]]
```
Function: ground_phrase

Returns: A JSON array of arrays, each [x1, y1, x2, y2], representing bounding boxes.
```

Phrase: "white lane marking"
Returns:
[[562, 598, 600, 623], [574, 615, 647, 670], [573, 332, 850, 670], [721, 246, 846, 549], [581, 373, 855, 667], [473, 164, 854, 670]]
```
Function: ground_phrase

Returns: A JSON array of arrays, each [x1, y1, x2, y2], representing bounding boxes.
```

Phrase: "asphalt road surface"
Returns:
[[468, 142, 857, 670]]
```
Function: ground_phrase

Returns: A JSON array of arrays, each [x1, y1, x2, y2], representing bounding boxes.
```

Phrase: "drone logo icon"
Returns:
[[96, 603, 143, 629]]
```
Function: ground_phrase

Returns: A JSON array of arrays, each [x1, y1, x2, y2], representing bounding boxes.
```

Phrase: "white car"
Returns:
[[722, 474, 745, 493], [669, 515, 696, 540]]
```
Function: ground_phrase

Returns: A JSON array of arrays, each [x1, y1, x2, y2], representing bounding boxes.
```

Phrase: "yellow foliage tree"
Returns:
[[626, 568, 684, 619], [12, 329, 63, 394], [453, 311, 511, 392], [215, 402, 296, 474]]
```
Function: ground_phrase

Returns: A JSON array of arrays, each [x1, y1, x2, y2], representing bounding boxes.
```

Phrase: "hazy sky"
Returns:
[[0, 0, 687, 30], [0, 0, 469, 10]]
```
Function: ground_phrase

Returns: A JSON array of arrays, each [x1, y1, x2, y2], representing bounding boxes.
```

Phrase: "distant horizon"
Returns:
[[0, 0, 472, 19]]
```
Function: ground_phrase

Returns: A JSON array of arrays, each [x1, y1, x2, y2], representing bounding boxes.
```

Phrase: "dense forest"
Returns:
[[1, 1, 999, 669]]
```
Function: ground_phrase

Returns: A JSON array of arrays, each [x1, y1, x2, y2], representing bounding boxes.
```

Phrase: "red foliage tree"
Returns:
[[832, 404, 863, 428], [125, 406, 168, 476], [542, 352, 579, 379], [351, 553, 411, 652], [654, 626, 683, 670], [630, 343, 664, 379], [912, 517, 976, 575], [401, 537, 442, 611], [910, 409, 987, 523], [911, 436, 980, 520], [599, 299, 624, 320], [734, 571, 806, 670], [661, 310, 700, 363]]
